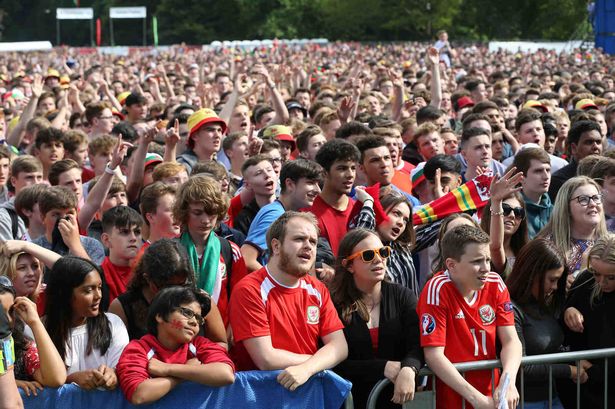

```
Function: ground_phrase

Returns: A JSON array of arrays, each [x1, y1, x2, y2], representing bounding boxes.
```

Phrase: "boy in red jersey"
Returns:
[[417, 225, 521, 409]]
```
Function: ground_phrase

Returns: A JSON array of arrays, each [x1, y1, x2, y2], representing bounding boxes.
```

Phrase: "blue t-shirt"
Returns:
[[244, 200, 285, 264]]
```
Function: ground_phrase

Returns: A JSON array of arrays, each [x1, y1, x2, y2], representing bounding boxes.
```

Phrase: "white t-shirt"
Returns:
[[65, 313, 129, 374]]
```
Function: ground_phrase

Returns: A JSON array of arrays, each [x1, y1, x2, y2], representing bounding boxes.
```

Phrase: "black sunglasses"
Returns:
[[502, 203, 525, 220]]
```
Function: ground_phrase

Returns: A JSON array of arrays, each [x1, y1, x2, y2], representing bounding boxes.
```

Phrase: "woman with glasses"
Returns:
[[0, 276, 66, 396], [116, 286, 235, 405], [43, 256, 128, 390], [352, 186, 419, 296], [538, 176, 608, 278], [480, 168, 528, 278], [109, 239, 227, 346], [561, 234, 615, 408], [330, 228, 422, 409], [506, 239, 581, 409]]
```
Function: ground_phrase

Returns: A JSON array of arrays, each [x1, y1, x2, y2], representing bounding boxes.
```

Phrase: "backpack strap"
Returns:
[[218, 236, 233, 298], [5, 208, 19, 240]]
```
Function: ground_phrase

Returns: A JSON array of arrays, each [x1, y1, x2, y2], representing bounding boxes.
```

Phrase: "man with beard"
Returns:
[[229, 211, 348, 392]]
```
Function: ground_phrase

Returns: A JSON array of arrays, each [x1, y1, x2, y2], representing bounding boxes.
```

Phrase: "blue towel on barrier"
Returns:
[[22, 370, 352, 409]]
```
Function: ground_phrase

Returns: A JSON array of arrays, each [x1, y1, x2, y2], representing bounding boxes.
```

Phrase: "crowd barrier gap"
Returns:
[[367, 347, 615, 409]]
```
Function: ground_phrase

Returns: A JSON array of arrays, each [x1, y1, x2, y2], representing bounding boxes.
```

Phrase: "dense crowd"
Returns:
[[0, 34, 615, 409]]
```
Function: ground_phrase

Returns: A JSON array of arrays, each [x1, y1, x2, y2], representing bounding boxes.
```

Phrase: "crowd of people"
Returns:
[[0, 34, 615, 409]]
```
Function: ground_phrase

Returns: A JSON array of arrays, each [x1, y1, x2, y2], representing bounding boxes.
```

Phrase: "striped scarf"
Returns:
[[413, 174, 492, 225]]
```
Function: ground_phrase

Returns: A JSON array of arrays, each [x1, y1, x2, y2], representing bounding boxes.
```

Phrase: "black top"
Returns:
[[563, 270, 615, 408], [333, 281, 423, 409], [117, 288, 150, 340], [233, 199, 261, 236], [512, 300, 570, 402], [548, 160, 577, 202], [0, 303, 10, 339]]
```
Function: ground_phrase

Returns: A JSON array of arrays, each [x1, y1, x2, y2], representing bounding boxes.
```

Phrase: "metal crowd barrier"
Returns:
[[366, 347, 615, 409]]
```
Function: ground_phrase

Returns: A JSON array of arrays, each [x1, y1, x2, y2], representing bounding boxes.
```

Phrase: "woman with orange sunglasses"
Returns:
[[330, 228, 422, 409]]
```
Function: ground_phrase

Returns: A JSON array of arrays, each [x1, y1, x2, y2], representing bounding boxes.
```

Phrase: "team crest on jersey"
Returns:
[[306, 306, 320, 324], [218, 259, 227, 280], [479, 304, 496, 325], [503, 302, 513, 312], [421, 313, 436, 335]]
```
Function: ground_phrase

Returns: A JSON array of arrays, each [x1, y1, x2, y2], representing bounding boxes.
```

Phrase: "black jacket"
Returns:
[[513, 300, 570, 402], [333, 281, 423, 409]]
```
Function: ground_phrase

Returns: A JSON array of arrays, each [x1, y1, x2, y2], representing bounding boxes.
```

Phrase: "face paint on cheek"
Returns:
[[170, 319, 184, 330]]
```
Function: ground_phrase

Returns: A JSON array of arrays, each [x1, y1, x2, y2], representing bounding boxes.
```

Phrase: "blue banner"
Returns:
[[22, 370, 352, 409]]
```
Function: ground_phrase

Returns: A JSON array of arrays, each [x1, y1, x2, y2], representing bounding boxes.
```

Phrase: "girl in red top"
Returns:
[[116, 286, 235, 405]]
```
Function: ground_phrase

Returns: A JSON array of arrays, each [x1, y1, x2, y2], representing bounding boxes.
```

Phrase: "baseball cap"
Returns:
[[575, 98, 598, 111], [45, 69, 61, 80], [262, 125, 296, 150], [125, 92, 146, 107], [144, 153, 163, 169], [285, 100, 307, 117], [456, 96, 475, 111], [523, 100, 548, 113], [117, 91, 131, 106], [187, 108, 227, 138]]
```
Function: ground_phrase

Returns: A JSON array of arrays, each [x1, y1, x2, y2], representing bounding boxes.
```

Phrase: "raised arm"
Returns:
[[427, 47, 442, 109], [12, 297, 66, 387], [1, 240, 60, 269], [253, 65, 289, 125], [78, 135, 128, 229], [488, 168, 524, 276], [126, 128, 155, 203], [7, 76, 44, 148]]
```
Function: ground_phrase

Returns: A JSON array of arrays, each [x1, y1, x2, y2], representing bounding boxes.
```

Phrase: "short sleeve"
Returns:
[[496, 285, 514, 326], [229, 280, 270, 342], [417, 283, 449, 347], [23, 342, 41, 377], [245, 205, 283, 252], [105, 313, 130, 368]]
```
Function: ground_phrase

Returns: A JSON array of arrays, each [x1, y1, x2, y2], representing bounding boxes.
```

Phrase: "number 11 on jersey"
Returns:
[[470, 328, 488, 356]]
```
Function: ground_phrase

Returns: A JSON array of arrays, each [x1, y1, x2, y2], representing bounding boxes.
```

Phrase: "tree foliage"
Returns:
[[0, 0, 590, 45]]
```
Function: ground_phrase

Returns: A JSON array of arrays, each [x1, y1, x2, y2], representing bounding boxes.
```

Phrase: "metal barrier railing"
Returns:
[[366, 347, 615, 409]]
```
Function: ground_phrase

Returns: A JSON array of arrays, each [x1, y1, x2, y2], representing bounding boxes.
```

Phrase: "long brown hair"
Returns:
[[506, 239, 568, 316], [330, 229, 382, 324], [379, 188, 415, 248]]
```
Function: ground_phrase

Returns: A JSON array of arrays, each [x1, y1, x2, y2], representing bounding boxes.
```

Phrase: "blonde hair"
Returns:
[[588, 234, 615, 306], [0, 246, 41, 301], [539, 176, 607, 258]]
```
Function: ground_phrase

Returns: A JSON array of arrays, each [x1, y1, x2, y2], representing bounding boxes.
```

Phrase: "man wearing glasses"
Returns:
[[229, 211, 348, 391], [85, 102, 115, 140]]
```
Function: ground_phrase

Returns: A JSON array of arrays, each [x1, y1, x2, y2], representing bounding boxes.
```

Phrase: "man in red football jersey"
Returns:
[[418, 224, 521, 409], [229, 211, 348, 391]]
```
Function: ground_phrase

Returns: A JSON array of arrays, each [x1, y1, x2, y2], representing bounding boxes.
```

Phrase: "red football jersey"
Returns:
[[417, 271, 514, 409], [229, 266, 344, 370]]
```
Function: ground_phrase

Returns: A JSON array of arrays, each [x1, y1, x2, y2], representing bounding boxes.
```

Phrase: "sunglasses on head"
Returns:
[[502, 203, 525, 219], [344, 246, 391, 263], [176, 307, 204, 326]]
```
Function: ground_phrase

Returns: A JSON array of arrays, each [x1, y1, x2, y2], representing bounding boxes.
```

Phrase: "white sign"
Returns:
[[0, 41, 53, 52], [56, 8, 94, 20], [109, 7, 147, 19]]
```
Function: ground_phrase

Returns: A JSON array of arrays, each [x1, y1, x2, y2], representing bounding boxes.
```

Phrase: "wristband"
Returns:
[[490, 209, 504, 216], [104, 163, 117, 175]]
